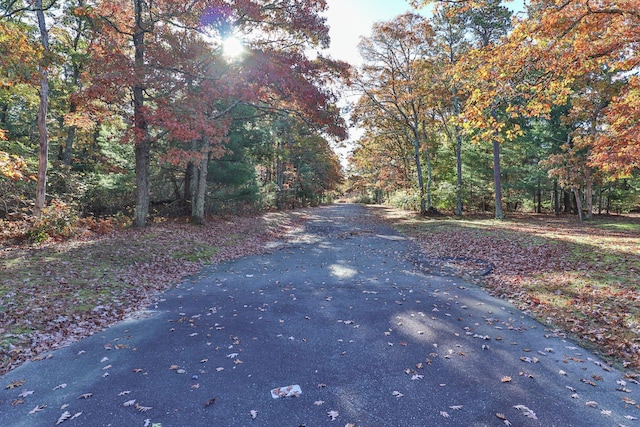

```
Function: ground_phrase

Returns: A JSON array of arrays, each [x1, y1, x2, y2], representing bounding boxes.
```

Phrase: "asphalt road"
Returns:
[[0, 204, 638, 426]]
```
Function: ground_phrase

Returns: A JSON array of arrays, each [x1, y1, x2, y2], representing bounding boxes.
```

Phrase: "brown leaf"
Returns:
[[204, 397, 216, 408], [5, 379, 25, 389]]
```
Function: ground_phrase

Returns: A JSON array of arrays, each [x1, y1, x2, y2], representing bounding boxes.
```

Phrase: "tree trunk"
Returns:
[[425, 147, 433, 211], [34, 0, 50, 218], [585, 168, 593, 220], [553, 181, 560, 215], [492, 138, 504, 219], [412, 135, 426, 215], [453, 94, 463, 216], [132, 0, 150, 228], [490, 108, 504, 219], [191, 136, 210, 224], [573, 188, 583, 222]]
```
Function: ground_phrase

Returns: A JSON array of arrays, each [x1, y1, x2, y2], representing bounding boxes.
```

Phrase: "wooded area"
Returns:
[[348, 0, 640, 219], [1, 0, 640, 242], [1, 0, 345, 240]]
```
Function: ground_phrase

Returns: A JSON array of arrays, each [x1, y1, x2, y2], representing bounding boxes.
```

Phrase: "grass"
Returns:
[[372, 207, 640, 372]]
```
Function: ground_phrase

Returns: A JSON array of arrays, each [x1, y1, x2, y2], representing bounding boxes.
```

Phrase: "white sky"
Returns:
[[323, 0, 416, 65]]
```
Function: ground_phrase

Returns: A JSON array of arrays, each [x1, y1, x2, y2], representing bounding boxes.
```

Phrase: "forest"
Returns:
[[1, 0, 346, 240], [348, 0, 640, 219], [1, 0, 640, 241]]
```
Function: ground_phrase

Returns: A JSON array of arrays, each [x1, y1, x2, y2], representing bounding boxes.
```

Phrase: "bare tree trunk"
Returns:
[[411, 134, 426, 215], [34, 0, 50, 217], [453, 94, 463, 216], [491, 109, 504, 219], [492, 138, 504, 219], [573, 188, 583, 222], [585, 169, 593, 220], [132, 0, 150, 228], [191, 136, 210, 224]]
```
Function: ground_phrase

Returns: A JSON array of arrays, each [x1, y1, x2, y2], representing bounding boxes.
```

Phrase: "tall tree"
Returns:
[[354, 13, 436, 214]]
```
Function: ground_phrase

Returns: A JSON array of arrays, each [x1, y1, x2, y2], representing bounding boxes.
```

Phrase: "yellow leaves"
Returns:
[[0, 151, 29, 181]]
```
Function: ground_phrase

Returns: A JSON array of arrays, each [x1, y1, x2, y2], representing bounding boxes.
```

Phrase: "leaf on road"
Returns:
[[28, 404, 47, 414], [440, 411, 450, 418], [392, 391, 404, 398], [53, 384, 67, 391], [5, 379, 25, 389], [513, 405, 538, 420], [250, 409, 258, 419], [78, 393, 93, 399], [123, 399, 136, 407], [327, 410, 339, 420], [18, 390, 34, 398], [449, 405, 463, 410], [56, 411, 71, 425], [135, 403, 152, 413]]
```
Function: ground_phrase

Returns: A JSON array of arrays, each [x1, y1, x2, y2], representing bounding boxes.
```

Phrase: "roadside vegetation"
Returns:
[[373, 206, 640, 372], [0, 211, 306, 375]]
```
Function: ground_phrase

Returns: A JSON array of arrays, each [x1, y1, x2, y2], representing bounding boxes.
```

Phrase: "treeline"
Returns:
[[0, 0, 346, 237], [347, 1, 640, 218]]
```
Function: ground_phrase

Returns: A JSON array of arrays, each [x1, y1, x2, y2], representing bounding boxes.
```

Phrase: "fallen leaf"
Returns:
[[28, 404, 47, 414], [585, 401, 598, 408], [11, 399, 25, 406], [135, 403, 152, 412], [56, 411, 71, 425], [53, 384, 67, 391], [440, 411, 450, 418], [70, 412, 82, 420], [78, 393, 93, 399], [392, 391, 404, 398], [501, 376, 512, 383], [204, 397, 216, 407], [18, 390, 34, 398], [449, 405, 463, 410], [328, 410, 339, 420], [513, 405, 538, 420], [123, 399, 136, 407], [250, 409, 258, 419], [314, 400, 325, 406], [5, 379, 25, 389]]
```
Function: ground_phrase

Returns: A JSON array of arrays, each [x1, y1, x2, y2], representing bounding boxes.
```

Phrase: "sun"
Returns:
[[223, 37, 244, 59]]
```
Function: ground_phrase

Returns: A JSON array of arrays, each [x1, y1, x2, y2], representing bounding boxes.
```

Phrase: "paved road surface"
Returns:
[[0, 204, 638, 426]]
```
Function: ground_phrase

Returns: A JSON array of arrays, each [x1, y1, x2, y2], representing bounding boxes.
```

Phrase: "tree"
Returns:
[[354, 13, 437, 214], [85, 0, 346, 227]]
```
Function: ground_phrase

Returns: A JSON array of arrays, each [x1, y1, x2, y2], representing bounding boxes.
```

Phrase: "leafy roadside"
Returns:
[[0, 211, 307, 374], [371, 206, 640, 372]]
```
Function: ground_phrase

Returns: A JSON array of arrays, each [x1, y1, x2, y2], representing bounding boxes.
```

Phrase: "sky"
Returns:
[[323, 0, 417, 65]]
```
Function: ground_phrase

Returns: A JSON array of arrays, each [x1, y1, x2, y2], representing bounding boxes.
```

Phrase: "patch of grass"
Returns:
[[173, 244, 220, 262]]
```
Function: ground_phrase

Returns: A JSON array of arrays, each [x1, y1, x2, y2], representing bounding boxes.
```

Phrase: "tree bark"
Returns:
[[34, 0, 50, 218], [453, 94, 463, 216], [411, 133, 427, 215], [492, 138, 504, 219], [491, 108, 504, 219], [132, 0, 150, 227], [585, 168, 593, 220], [191, 136, 210, 225], [573, 187, 583, 222]]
